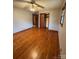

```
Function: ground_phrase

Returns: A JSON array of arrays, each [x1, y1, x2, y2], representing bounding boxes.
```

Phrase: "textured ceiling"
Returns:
[[13, 0, 66, 10]]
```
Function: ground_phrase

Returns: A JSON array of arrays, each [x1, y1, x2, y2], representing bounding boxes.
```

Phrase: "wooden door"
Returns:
[[40, 13, 46, 28], [33, 14, 38, 27]]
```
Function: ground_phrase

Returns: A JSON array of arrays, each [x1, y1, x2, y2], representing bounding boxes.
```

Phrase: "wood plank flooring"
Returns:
[[13, 28, 60, 59]]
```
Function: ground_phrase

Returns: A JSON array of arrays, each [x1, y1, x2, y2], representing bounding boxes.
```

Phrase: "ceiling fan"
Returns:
[[16, 0, 44, 9]]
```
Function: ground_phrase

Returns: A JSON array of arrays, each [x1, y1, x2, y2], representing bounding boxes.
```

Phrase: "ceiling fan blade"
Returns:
[[16, 0, 32, 4], [34, 2, 44, 8]]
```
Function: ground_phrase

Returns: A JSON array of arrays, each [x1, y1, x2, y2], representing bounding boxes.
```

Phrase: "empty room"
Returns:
[[13, 0, 66, 59]]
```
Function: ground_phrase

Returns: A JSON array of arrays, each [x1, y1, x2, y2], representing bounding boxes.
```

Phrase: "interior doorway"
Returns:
[[40, 13, 49, 29], [32, 13, 38, 27]]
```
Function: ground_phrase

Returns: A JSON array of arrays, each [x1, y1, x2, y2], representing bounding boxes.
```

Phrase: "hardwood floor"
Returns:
[[13, 28, 60, 59]]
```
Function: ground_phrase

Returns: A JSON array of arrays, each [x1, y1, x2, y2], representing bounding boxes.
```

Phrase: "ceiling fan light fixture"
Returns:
[[30, 7, 35, 11], [30, 4, 35, 12]]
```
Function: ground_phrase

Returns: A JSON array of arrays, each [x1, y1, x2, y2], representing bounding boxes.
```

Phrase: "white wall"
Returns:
[[59, 10, 66, 59], [49, 9, 62, 31], [13, 8, 33, 33]]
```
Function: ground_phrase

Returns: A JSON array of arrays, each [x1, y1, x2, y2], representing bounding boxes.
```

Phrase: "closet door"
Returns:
[[40, 13, 46, 28]]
